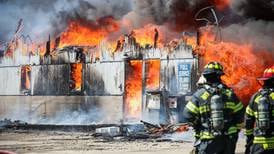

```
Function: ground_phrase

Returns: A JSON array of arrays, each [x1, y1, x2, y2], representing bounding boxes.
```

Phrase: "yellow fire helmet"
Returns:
[[203, 61, 224, 76]]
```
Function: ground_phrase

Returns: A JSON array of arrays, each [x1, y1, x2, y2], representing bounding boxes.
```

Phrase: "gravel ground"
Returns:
[[0, 130, 245, 154]]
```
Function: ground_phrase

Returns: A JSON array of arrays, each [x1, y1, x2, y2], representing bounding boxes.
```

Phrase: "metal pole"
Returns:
[[141, 59, 146, 120]]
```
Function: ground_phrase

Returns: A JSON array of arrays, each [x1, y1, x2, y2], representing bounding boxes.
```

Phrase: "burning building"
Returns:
[[0, 27, 198, 124], [0, 0, 273, 126]]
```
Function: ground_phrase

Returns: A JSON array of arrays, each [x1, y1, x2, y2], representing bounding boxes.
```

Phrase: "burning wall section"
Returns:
[[122, 42, 197, 123], [0, 38, 197, 124], [124, 60, 143, 120]]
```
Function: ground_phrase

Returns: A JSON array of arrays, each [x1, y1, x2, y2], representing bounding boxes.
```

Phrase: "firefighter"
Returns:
[[245, 65, 274, 154], [183, 61, 244, 154]]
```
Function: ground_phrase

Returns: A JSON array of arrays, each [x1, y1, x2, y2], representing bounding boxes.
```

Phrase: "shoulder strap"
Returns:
[[203, 84, 216, 95], [259, 89, 273, 102], [258, 89, 274, 113], [260, 89, 269, 96]]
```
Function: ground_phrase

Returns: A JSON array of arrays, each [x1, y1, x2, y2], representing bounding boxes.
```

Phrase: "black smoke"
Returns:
[[0, 0, 226, 42], [0, 0, 273, 52], [219, 0, 274, 51], [231, 0, 274, 21]]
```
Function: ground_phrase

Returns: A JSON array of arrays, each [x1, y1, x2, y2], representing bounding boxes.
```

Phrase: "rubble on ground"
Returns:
[[0, 119, 190, 142]]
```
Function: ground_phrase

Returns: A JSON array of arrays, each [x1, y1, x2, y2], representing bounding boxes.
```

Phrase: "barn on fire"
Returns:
[[0, 34, 199, 124]]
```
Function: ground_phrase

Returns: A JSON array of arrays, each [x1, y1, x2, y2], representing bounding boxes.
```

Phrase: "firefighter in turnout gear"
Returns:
[[245, 65, 274, 154], [183, 62, 245, 154]]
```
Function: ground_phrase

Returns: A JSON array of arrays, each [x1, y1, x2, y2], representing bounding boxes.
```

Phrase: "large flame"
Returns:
[[124, 59, 161, 120], [46, 18, 274, 107], [125, 60, 143, 120], [60, 17, 120, 48], [195, 26, 274, 105], [60, 19, 169, 50], [146, 60, 160, 90]]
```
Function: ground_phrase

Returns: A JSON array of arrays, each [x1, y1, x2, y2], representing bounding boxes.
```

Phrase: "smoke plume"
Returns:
[[0, 0, 132, 42], [0, 0, 238, 42], [1, 0, 272, 46]]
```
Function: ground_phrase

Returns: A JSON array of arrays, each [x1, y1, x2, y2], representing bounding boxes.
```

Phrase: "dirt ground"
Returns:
[[0, 130, 245, 154]]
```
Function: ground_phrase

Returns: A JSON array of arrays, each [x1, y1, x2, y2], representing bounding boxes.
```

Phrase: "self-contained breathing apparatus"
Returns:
[[256, 89, 274, 135], [204, 84, 225, 135], [210, 94, 224, 130]]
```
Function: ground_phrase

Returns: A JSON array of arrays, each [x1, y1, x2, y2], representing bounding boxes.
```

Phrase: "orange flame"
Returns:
[[146, 60, 160, 90], [21, 65, 31, 91], [58, 18, 173, 52], [70, 63, 82, 91], [196, 26, 274, 105], [124, 59, 161, 120], [184, 35, 197, 50], [175, 124, 189, 132], [25, 66, 31, 90], [211, 0, 231, 10], [60, 18, 119, 48], [5, 39, 19, 57], [132, 24, 164, 48], [125, 60, 143, 119]]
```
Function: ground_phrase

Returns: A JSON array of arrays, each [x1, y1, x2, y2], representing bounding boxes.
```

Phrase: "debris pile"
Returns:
[[93, 120, 190, 141], [141, 120, 189, 136], [0, 119, 190, 142]]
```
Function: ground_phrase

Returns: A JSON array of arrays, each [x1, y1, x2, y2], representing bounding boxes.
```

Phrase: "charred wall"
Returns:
[[0, 61, 125, 123], [31, 65, 70, 95], [85, 62, 124, 96], [0, 62, 125, 96]]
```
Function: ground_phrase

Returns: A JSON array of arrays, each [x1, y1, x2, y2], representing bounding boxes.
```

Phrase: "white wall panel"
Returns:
[[0, 67, 21, 95]]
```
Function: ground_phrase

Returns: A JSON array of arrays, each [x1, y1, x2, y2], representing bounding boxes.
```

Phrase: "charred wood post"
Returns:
[[45, 35, 51, 56], [54, 36, 60, 49], [154, 28, 159, 48], [114, 40, 122, 53]]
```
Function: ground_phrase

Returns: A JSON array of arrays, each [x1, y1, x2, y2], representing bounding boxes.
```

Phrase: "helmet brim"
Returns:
[[202, 71, 224, 76]]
